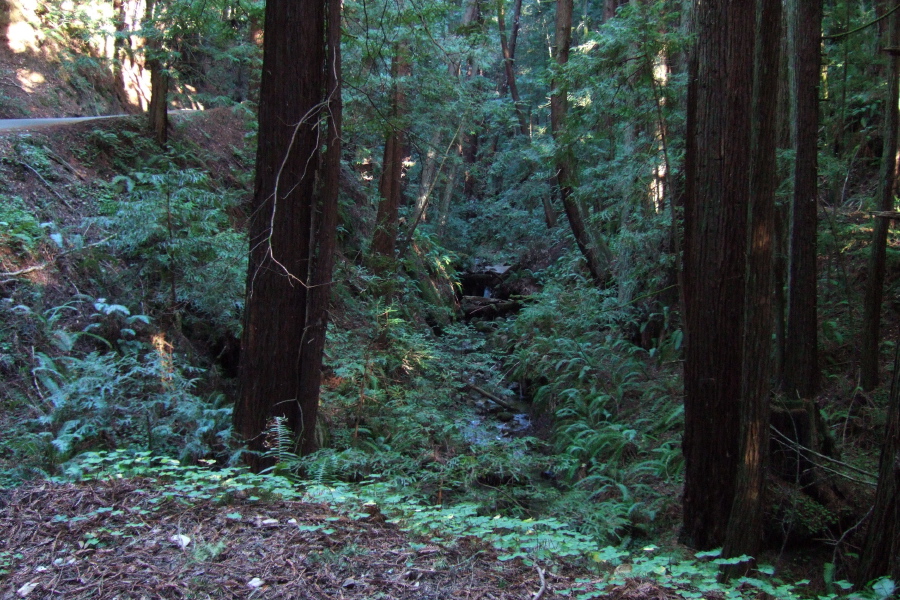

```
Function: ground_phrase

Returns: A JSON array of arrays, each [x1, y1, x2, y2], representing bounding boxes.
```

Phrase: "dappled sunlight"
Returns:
[[4, 0, 44, 53], [151, 333, 175, 390], [15, 68, 44, 92]]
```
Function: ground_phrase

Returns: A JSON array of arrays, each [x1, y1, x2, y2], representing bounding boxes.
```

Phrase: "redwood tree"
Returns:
[[860, 0, 900, 391], [551, 0, 611, 286], [857, 2, 900, 582], [234, 0, 342, 468], [371, 50, 409, 273], [783, 0, 822, 399], [145, 0, 168, 146], [681, 0, 755, 550], [721, 0, 782, 572]]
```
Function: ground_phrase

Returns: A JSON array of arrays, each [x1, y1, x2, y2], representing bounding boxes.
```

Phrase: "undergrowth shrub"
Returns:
[[99, 167, 247, 336], [31, 348, 231, 464], [5, 295, 232, 475], [501, 272, 683, 541], [0, 194, 45, 254]]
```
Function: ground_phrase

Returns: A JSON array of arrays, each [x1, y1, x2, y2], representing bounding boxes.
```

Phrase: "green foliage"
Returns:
[[4, 295, 231, 472], [101, 167, 247, 336], [560, 546, 884, 600], [30, 347, 231, 463], [0, 194, 45, 253], [61, 449, 299, 502]]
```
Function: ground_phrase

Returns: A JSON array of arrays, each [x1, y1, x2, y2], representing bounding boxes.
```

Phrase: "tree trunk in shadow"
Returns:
[[860, 1, 900, 391], [551, 0, 610, 285]]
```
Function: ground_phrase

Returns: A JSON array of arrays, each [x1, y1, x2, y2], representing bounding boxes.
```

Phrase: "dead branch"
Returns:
[[18, 161, 75, 209], [464, 383, 518, 412], [0, 263, 48, 277], [0, 235, 115, 279], [771, 427, 878, 479], [531, 566, 546, 600]]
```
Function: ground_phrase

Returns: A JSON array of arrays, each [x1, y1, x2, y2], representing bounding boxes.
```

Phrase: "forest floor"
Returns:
[[0, 477, 701, 600]]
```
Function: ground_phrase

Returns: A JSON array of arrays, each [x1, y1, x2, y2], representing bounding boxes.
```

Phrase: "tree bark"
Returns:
[[721, 0, 782, 576], [438, 158, 459, 238], [783, 0, 822, 399], [551, 0, 611, 286], [860, 2, 900, 391], [681, 0, 755, 550], [235, 0, 341, 468], [857, 328, 900, 583], [371, 50, 409, 273], [497, 0, 528, 136], [145, 0, 168, 146]]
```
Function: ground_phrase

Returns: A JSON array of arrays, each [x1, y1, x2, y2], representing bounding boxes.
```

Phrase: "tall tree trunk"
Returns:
[[783, 0, 822, 399], [371, 51, 409, 273], [857, 327, 900, 583], [461, 0, 482, 202], [438, 159, 459, 238], [860, 2, 900, 391], [774, 24, 792, 386], [721, 0, 782, 575], [111, 0, 131, 111], [235, 0, 341, 468], [497, 0, 528, 135], [681, 0, 755, 550], [508, 0, 523, 66], [145, 0, 168, 146], [413, 131, 441, 224], [551, 0, 611, 286]]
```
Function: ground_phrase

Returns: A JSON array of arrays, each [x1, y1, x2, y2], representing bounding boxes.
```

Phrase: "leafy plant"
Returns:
[[0, 194, 45, 254], [101, 167, 247, 336]]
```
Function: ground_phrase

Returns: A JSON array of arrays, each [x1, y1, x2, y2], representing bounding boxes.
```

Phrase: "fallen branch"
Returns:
[[532, 566, 546, 600], [0, 78, 28, 93], [17, 161, 75, 209], [0, 235, 116, 280], [0, 263, 48, 278], [464, 383, 518, 412], [47, 151, 86, 181]]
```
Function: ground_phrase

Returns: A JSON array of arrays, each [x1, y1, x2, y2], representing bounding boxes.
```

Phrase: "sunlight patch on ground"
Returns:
[[16, 68, 45, 92], [4, 0, 43, 54]]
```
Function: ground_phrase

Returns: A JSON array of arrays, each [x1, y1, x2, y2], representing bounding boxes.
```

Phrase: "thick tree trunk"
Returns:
[[235, 0, 340, 468], [721, 0, 782, 576], [783, 0, 822, 399], [860, 2, 900, 391], [111, 0, 131, 111], [551, 0, 610, 286], [681, 0, 755, 550], [774, 27, 792, 386], [857, 330, 900, 583], [147, 63, 168, 145]]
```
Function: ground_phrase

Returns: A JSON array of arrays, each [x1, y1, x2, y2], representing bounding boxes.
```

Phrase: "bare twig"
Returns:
[[769, 426, 877, 481], [830, 505, 873, 573], [531, 566, 547, 600]]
